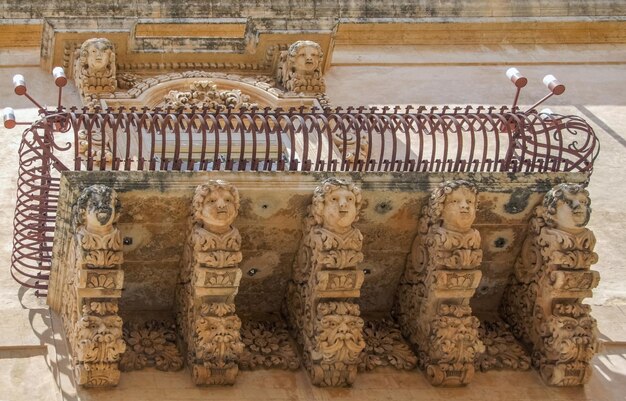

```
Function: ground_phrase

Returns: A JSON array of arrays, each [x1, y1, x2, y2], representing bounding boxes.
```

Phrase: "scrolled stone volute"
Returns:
[[500, 183, 600, 386], [276, 40, 326, 94], [74, 37, 117, 97], [395, 180, 484, 387]]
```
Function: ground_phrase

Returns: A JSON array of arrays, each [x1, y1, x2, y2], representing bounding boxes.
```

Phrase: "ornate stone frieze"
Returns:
[[239, 320, 300, 371], [475, 320, 531, 372], [119, 320, 183, 372], [359, 319, 417, 372], [501, 183, 600, 386], [61, 185, 125, 387], [162, 80, 257, 111], [285, 178, 366, 386], [176, 180, 244, 385], [395, 180, 484, 387], [276, 40, 326, 94], [74, 38, 117, 97]]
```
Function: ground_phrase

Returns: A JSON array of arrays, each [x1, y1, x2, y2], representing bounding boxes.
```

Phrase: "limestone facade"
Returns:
[[45, 171, 600, 389]]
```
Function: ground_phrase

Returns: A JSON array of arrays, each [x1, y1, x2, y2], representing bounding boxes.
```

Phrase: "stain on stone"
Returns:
[[374, 201, 392, 214], [494, 237, 506, 248], [504, 188, 531, 214]]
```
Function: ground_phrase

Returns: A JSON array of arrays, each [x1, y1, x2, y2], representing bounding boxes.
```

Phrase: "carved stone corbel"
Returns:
[[276, 40, 326, 94], [501, 183, 599, 386], [176, 180, 244, 385], [395, 180, 485, 386], [60, 185, 125, 387], [285, 178, 366, 386]]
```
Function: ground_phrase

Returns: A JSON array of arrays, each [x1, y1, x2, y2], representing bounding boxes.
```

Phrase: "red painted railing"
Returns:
[[10, 106, 598, 295]]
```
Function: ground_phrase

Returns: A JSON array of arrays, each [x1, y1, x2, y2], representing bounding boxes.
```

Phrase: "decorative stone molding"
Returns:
[[359, 319, 417, 372], [162, 80, 257, 111], [285, 178, 366, 386], [60, 185, 125, 387], [276, 40, 326, 94], [239, 320, 300, 370], [74, 38, 117, 98], [500, 183, 600, 386], [395, 180, 485, 387], [176, 180, 245, 385], [119, 320, 183, 372]]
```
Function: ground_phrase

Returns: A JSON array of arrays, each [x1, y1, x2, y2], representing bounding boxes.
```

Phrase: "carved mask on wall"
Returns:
[[87, 41, 111, 73], [74, 185, 120, 235], [554, 191, 591, 233], [199, 188, 238, 233], [441, 187, 477, 232], [294, 45, 321, 76], [322, 188, 358, 234]]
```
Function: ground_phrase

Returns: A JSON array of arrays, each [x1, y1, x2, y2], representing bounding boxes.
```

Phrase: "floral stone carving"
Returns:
[[395, 180, 485, 387], [276, 40, 326, 94], [119, 320, 183, 372], [176, 180, 244, 385], [74, 38, 116, 97], [359, 319, 417, 372], [239, 320, 300, 370], [162, 80, 257, 111], [285, 178, 366, 386], [500, 183, 600, 386], [60, 185, 125, 387], [475, 320, 531, 372]]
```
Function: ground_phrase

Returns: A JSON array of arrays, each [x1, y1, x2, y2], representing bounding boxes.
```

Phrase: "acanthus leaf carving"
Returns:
[[119, 320, 183, 372], [359, 319, 417, 372], [239, 320, 300, 371]]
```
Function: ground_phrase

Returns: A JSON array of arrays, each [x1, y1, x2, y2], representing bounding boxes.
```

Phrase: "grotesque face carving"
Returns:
[[318, 314, 365, 364], [441, 187, 477, 233], [79, 38, 114, 74], [544, 184, 591, 234], [293, 44, 321, 75], [312, 178, 362, 235], [196, 316, 243, 362], [193, 181, 240, 234], [547, 314, 596, 361], [73, 185, 120, 235], [76, 315, 125, 363]]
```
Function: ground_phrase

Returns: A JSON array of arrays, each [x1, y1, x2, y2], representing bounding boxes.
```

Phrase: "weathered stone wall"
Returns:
[[50, 170, 588, 321], [1, 0, 625, 20]]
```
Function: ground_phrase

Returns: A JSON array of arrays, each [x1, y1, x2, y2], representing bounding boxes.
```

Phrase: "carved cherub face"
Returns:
[[81, 39, 113, 73], [322, 188, 358, 234], [77, 315, 123, 343], [441, 187, 477, 232], [200, 188, 238, 231], [318, 314, 365, 363], [554, 191, 591, 233], [293, 44, 321, 75]]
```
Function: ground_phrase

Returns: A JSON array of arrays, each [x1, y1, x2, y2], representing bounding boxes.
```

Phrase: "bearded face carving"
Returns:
[[317, 313, 365, 364], [196, 315, 244, 364]]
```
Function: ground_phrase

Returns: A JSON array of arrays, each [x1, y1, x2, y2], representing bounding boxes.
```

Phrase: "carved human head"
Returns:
[[316, 302, 365, 363], [288, 40, 323, 76], [79, 38, 115, 74], [543, 183, 591, 233], [429, 180, 478, 233], [192, 180, 240, 234], [312, 178, 362, 234], [73, 185, 121, 235]]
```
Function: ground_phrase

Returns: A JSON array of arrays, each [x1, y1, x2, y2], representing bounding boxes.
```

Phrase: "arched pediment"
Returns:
[[99, 71, 325, 110]]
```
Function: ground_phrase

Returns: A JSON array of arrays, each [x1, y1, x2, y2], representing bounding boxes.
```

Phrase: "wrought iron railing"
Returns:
[[6, 105, 598, 296]]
